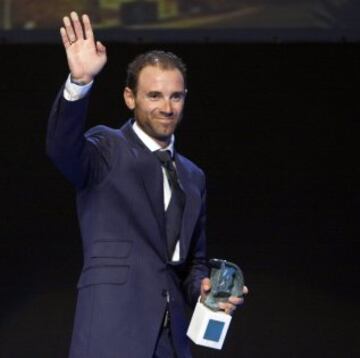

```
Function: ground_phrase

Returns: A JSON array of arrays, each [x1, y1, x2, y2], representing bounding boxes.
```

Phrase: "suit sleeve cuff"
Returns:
[[63, 74, 93, 101]]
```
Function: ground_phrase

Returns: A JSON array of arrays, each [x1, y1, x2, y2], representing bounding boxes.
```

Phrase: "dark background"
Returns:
[[0, 41, 359, 357]]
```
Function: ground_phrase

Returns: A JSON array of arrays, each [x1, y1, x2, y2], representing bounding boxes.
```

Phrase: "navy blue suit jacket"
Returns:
[[47, 89, 208, 358]]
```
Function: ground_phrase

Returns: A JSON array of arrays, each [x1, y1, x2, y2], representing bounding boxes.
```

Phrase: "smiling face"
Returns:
[[123, 65, 186, 148]]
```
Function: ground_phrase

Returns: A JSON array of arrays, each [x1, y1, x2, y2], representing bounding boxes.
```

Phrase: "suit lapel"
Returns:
[[121, 121, 166, 244]]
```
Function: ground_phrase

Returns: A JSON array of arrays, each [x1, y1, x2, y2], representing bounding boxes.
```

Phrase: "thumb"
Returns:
[[96, 41, 106, 54], [201, 278, 211, 294]]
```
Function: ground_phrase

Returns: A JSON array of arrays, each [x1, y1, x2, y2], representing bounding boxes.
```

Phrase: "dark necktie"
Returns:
[[154, 150, 185, 258]]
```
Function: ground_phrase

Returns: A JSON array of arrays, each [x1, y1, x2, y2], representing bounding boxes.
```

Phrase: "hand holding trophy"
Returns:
[[187, 259, 246, 349], [204, 259, 245, 311]]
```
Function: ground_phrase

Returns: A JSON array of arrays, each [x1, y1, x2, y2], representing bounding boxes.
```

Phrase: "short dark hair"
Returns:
[[126, 50, 187, 93]]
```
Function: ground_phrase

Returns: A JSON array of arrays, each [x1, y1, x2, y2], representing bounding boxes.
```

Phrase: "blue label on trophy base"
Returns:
[[203, 319, 225, 342]]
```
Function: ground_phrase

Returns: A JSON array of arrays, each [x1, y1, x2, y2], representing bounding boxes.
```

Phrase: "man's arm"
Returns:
[[46, 12, 108, 188], [183, 173, 248, 314], [182, 174, 208, 306]]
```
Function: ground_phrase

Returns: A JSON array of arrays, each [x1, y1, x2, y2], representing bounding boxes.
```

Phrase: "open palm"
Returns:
[[60, 12, 107, 84]]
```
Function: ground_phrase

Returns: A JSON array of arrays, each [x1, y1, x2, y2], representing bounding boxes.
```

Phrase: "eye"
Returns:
[[147, 92, 161, 100], [171, 92, 185, 102]]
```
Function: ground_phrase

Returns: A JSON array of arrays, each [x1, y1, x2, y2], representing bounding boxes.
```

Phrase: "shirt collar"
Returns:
[[132, 120, 175, 157]]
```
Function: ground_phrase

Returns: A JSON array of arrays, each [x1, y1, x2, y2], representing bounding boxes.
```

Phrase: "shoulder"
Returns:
[[85, 125, 120, 139], [178, 154, 204, 175], [84, 125, 125, 145], [177, 153, 206, 186]]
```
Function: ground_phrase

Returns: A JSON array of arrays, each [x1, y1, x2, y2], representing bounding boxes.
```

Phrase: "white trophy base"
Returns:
[[187, 301, 232, 350]]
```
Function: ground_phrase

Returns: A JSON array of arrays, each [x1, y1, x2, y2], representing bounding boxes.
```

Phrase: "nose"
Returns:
[[160, 99, 173, 116]]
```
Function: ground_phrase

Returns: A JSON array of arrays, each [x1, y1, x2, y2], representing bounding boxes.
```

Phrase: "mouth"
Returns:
[[157, 117, 175, 122]]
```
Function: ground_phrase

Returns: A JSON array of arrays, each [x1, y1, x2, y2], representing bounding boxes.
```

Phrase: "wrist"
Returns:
[[64, 74, 93, 101], [70, 75, 93, 86]]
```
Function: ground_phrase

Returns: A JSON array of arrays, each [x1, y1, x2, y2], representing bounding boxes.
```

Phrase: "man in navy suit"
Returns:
[[47, 12, 245, 358]]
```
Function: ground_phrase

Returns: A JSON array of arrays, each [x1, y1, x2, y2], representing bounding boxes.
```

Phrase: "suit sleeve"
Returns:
[[182, 173, 209, 307], [46, 88, 113, 189]]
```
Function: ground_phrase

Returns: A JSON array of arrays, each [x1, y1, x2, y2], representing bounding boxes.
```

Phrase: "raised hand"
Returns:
[[60, 12, 107, 84]]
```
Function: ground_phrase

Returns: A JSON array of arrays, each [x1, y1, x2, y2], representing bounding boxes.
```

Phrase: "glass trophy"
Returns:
[[204, 258, 245, 310], [187, 259, 245, 350]]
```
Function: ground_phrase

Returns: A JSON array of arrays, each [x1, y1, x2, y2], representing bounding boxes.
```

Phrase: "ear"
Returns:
[[123, 87, 135, 110]]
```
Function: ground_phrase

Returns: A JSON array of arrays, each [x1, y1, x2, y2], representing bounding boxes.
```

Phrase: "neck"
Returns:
[[156, 138, 171, 148]]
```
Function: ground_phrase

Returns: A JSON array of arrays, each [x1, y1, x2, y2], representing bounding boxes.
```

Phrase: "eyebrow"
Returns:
[[146, 90, 186, 96], [147, 91, 162, 96]]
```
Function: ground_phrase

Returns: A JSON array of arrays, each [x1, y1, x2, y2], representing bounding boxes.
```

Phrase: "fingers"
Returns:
[[219, 295, 245, 315], [218, 301, 238, 315], [228, 296, 244, 305], [61, 12, 91, 47], [83, 14, 94, 41], [199, 279, 249, 315], [200, 277, 211, 302], [62, 15, 76, 44], [60, 27, 71, 48], [70, 12, 85, 41], [201, 278, 211, 293], [200, 278, 211, 296], [219, 286, 249, 315]]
